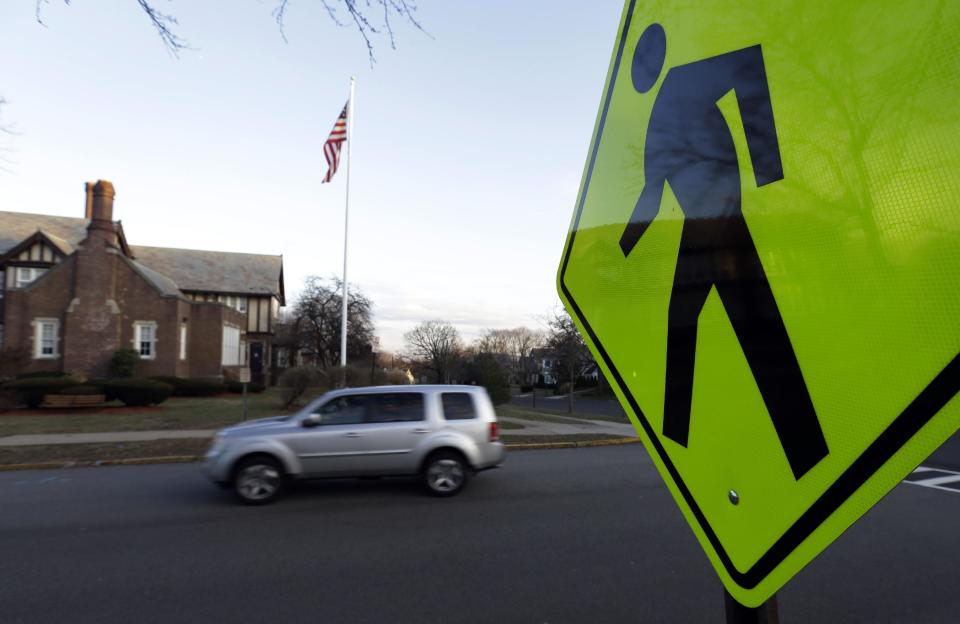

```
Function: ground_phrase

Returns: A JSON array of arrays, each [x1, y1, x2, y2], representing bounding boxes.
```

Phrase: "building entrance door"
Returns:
[[250, 342, 264, 385]]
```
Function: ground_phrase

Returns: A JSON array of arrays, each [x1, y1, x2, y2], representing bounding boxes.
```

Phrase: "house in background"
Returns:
[[0, 180, 285, 384]]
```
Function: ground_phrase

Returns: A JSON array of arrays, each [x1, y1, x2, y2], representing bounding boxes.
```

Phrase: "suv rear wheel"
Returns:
[[423, 451, 470, 497], [233, 455, 284, 505]]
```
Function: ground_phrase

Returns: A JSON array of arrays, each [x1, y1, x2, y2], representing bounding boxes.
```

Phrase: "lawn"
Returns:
[[0, 388, 326, 436], [502, 402, 631, 424], [497, 404, 618, 425]]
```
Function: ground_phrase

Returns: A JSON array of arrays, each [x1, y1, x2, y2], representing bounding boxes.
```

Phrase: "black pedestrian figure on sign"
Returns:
[[620, 24, 829, 480]]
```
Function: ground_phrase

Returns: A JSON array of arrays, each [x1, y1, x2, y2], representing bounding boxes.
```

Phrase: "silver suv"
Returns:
[[202, 385, 505, 504]]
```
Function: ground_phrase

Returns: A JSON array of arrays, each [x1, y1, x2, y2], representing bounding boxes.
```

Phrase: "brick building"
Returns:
[[0, 180, 285, 383]]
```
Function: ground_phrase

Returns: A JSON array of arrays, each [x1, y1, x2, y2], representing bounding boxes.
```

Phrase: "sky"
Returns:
[[0, 1, 623, 351]]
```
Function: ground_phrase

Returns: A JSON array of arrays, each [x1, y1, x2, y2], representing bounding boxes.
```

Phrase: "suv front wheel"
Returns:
[[423, 451, 470, 497], [233, 455, 284, 505]]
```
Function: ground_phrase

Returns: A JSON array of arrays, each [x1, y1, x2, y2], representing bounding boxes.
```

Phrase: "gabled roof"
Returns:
[[0, 212, 88, 256], [0, 210, 284, 302], [122, 256, 183, 298], [0, 230, 72, 263], [130, 246, 284, 301]]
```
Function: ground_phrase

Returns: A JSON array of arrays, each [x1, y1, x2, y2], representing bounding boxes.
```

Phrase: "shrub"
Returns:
[[59, 385, 103, 396], [383, 369, 412, 385], [84, 379, 118, 402], [1, 377, 82, 408], [16, 371, 69, 380], [325, 364, 378, 388], [463, 353, 511, 405], [100, 379, 174, 407], [149, 376, 225, 397], [225, 381, 265, 394], [519, 384, 534, 394], [279, 366, 324, 407], [109, 348, 140, 378]]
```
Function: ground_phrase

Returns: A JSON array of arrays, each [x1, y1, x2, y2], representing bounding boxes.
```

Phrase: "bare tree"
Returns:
[[36, 0, 426, 61], [476, 328, 510, 356], [504, 327, 544, 386], [404, 320, 462, 384], [475, 326, 544, 386], [545, 308, 594, 413], [293, 276, 375, 369]]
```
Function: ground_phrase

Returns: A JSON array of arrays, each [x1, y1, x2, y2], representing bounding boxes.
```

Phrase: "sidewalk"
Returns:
[[0, 417, 637, 447], [0, 430, 216, 447]]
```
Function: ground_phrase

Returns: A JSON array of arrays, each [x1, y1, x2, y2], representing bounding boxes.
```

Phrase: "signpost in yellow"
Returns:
[[558, 0, 960, 609]]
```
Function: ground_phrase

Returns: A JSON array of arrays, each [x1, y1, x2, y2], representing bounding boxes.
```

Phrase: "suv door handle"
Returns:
[[412, 428, 431, 434], [343, 432, 362, 438]]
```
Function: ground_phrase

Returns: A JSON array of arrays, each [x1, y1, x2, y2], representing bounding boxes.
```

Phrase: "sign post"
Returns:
[[558, 0, 960, 610], [238, 367, 251, 422]]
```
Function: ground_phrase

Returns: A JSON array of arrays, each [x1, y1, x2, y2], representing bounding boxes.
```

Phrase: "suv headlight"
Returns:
[[207, 433, 227, 456]]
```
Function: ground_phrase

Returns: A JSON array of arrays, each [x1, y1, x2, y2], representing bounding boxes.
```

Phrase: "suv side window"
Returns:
[[317, 395, 368, 426], [441, 392, 477, 420], [367, 393, 425, 423]]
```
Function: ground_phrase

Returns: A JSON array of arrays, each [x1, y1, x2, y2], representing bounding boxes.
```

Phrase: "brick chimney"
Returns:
[[83, 180, 118, 247], [66, 179, 122, 375], [84, 181, 95, 219]]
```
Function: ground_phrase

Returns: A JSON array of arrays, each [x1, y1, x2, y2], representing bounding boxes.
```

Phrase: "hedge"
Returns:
[[59, 385, 104, 396], [15, 371, 70, 380], [84, 379, 118, 402], [149, 376, 225, 397], [1, 377, 82, 408], [225, 381, 265, 394], [100, 379, 174, 406]]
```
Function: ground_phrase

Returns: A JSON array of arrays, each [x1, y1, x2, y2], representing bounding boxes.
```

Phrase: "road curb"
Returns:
[[0, 455, 201, 471], [0, 438, 642, 471], [503, 437, 640, 451]]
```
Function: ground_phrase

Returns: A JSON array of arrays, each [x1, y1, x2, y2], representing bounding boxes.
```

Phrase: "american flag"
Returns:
[[322, 102, 349, 183]]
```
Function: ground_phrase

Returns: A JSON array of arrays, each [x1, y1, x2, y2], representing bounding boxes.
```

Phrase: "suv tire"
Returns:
[[423, 451, 470, 497], [233, 455, 284, 505]]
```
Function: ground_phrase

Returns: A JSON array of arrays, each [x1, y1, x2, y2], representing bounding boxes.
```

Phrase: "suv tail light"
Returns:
[[489, 421, 500, 442]]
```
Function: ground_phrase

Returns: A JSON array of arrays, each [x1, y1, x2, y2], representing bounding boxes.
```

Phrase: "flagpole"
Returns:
[[340, 77, 355, 383]]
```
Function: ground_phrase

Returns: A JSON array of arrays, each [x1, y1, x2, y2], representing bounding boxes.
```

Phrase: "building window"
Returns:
[[217, 295, 247, 313], [15, 267, 47, 288], [33, 318, 59, 359], [222, 324, 241, 366], [179, 324, 187, 360], [133, 321, 157, 360]]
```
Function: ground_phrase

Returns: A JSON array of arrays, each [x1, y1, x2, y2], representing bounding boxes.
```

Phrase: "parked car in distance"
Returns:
[[202, 385, 505, 504]]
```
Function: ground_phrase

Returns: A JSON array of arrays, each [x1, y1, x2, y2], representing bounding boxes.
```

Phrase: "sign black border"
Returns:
[[558, 0, 960, 590]]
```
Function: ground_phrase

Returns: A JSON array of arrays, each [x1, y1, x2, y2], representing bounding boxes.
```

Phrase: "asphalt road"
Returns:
[[1, 447, 959, 623]]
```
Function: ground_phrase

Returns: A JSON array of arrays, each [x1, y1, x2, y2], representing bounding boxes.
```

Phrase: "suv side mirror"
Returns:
[[302, 413, 323, 428]]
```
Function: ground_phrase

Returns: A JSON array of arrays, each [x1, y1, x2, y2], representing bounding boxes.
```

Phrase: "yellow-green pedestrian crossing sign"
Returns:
[[557, 0, 960, 606]]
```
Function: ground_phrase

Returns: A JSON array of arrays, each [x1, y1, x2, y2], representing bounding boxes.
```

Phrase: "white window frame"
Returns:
[[15, 267, 46, 288], [222, 324, 242, 366], [133, 321, 158, 360], [179, 323, 188, 361], [32, 318, 60, 359], [237, 296, 247, 313]]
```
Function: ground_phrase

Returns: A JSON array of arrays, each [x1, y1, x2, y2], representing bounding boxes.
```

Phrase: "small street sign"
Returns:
[[558, 0, 960, 606], [238, 368, 251, 384]]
